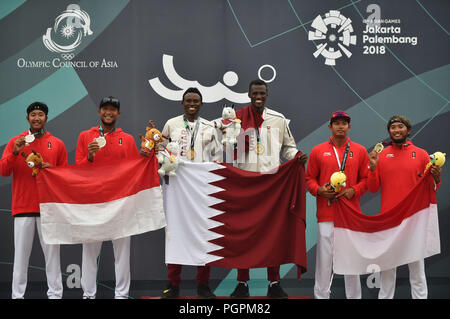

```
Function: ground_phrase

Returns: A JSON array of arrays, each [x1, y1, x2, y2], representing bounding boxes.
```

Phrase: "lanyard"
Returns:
[[183, 116, 200, 150], [252, 113, 263, 143], [332, 141, 350, 172], [98, 125, 115, 137], [28, 129, 45, 136]]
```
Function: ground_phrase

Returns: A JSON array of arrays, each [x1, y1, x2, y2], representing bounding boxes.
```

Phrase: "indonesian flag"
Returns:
[[37, 154, 166, 244], [333, 172, 440, 275], [163, 154, 307, 277]]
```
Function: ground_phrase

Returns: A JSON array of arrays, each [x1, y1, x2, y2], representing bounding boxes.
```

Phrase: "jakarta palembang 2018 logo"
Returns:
[[308, 10, 356, 66], [42, 4, 93, 57]]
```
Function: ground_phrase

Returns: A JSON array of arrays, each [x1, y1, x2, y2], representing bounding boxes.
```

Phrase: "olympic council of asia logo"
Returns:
[[308, 10, 357, 66], [42, 4, 93, 59], [17, 4, 116, 69]]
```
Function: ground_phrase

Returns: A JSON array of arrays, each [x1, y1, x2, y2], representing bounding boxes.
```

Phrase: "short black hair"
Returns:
[[249, 79, 267, 92], [27, 102, 48, 116], [99, 96, 120, 110], [182, 87, 203, 102]]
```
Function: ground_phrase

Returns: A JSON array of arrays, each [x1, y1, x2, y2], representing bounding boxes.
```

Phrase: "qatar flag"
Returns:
[[333, 172, 441, 275], [163, 154, 307, 277], [37, 154, 166, 245]]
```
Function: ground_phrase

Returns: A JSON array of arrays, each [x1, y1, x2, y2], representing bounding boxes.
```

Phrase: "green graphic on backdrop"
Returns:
[[0, 0, 26, 20], [0, 66, 88, 146]]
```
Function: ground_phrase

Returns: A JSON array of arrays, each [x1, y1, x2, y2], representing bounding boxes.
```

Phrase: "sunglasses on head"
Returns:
[[100, 97, 120, 108]]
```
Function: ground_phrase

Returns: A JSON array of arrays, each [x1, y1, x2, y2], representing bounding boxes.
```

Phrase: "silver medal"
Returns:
[[96, 136, 107, 148], [24, 134, 35, 144]]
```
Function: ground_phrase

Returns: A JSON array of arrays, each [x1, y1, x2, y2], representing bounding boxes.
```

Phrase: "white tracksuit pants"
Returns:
[[12, 217, 63, 299], [81, 236, 131, 299], [378, 260, 427, 299], [314, 221, 362, 299]]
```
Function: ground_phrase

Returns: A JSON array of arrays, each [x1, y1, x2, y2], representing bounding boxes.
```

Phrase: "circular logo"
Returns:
[[42, 4, 93, 54], [258, 64, 276, 83], [308, 10, 357, 66]]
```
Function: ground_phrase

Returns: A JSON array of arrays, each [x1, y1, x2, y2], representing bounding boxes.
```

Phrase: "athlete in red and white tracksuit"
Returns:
[[367, 115, 441, 299], [1, 102, 68, 299], [368, 141, 438, 299], [306, 137, 368, 299], [75, 126, 139, 299], [75, 97, 140, 299], [306, 111, 368, 299]]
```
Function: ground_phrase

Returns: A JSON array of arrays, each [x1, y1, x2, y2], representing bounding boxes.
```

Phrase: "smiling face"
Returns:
[[98, 104, 120, 127], [249, 84, 268, 112], [389, 121, 410, 144], [27, 110, 47, 132], [182, 92, 202, 121]]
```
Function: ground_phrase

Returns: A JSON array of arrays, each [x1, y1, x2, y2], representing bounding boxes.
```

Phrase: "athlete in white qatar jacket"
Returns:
[[161, 115, 221, 163], [235, 107, 299, 173]]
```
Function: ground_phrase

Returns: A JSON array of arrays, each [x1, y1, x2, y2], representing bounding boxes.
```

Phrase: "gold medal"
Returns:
[[188, 148, 196, 160], [255, 142, 264, 154], [374, 142, 384, 153]]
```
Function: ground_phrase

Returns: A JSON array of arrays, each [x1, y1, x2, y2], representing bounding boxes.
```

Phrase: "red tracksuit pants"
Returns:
[[168, 264, 210, 286], [237, 267, 280, 282]]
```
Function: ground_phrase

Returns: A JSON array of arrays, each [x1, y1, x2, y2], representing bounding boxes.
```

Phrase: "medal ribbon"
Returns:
[[332, 140, 350, 172], [251, 111, 263, 145], [183, 116, 200, 152], [98, 125, 115, 137], [28, 129, 45, 136]]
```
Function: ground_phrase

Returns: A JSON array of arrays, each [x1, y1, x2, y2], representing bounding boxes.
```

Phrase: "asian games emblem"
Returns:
[[308, 10, 356, 66], [42, 4, 93, 60]]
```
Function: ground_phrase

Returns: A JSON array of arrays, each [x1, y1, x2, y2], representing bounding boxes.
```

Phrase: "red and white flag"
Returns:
[[333, 172, 440, 275], [37, 154, 166, 244], [163, 154, 307, 277]]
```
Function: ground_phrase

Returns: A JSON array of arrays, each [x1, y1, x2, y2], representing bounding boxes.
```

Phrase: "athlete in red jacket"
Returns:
[[367, 115, 442, 299], [75, 97, 140, 299], [306, 111, 368, 299], [0, 102, 68, 299]]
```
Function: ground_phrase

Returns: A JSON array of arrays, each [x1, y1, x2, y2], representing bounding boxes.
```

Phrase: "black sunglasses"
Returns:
[[100, 97, 120, 109]]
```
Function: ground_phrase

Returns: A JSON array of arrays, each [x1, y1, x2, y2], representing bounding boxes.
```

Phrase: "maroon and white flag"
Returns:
[[333, 172, 440, 275], [163, 155, 307, 277], [37, 154, 166, 244]]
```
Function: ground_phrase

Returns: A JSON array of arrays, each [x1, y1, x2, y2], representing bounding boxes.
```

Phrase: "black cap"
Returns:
[[27, 102, 48, 115], [99, 96, 120, 110]]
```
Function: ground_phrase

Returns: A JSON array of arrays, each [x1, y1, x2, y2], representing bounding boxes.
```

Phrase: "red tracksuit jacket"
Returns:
[[306, 137, 369, 222], [367, 141, 438, 212], [0, 131, 68, 216], [75, 126, 139, 165]]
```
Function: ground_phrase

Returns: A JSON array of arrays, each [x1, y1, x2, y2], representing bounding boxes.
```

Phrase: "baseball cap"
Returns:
[[99, 96, 120, 110], [330, 110, 351, 124], [27, 102, 48, 115]]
